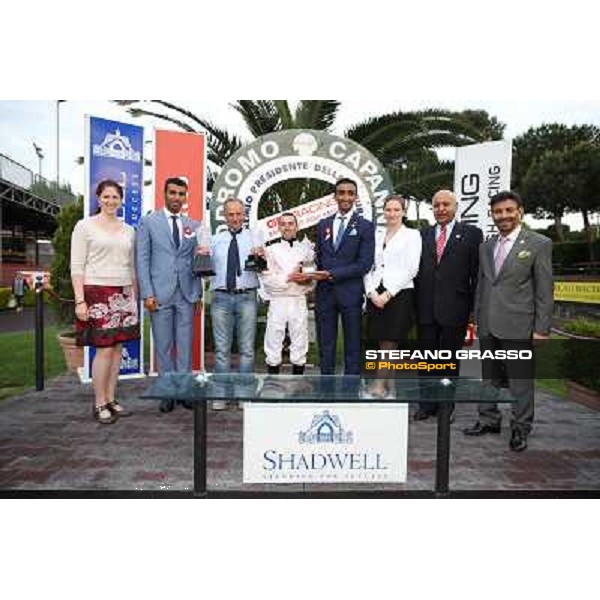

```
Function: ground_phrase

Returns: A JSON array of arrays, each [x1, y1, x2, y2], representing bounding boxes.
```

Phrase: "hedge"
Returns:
[[552, 240, 600, 267], [0, 287, 49, 310]]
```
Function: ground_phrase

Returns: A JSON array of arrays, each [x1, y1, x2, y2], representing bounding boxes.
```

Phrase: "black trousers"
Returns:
[[417, 322, 468, 415]]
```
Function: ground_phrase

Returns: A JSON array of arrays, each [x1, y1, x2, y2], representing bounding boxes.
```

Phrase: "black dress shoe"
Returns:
[[159, 399, 175, 413], [413, 408, 435, 422], [463, 421, 501, 436], [509, 429, 528, 452], [178, 400, 193, 410]]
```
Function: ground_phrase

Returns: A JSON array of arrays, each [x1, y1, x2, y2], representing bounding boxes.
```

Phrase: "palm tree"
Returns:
[[115, 100, 503, 207]]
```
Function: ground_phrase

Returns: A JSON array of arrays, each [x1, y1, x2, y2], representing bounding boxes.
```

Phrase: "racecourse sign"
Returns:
[[454, 140, 512, 240], [211, 130, 393, 238]]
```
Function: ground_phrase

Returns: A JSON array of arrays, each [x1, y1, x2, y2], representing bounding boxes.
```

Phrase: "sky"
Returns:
[[2, 99, 600, 229]]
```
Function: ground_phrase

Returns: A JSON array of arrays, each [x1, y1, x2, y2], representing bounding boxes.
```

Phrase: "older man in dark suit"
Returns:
[[313, 178, 375, 375], [464, 190, 553, 452], [414, 189, 483, 421]]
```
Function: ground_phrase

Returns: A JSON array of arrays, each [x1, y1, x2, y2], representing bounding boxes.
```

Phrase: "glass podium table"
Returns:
[[141, 373, 514, 497]]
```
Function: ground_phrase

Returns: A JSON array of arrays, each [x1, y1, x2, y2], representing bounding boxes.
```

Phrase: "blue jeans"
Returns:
[[211, 290, 257, 373]]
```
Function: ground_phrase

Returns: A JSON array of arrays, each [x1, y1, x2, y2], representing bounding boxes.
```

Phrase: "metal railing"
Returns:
[[0, 153, 76, 206]]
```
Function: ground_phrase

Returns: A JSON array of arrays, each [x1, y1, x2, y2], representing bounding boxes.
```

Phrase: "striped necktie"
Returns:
[[436, 224, 447, 263]]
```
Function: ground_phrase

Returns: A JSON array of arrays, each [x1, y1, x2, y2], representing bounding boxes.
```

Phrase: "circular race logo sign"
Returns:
[[211, 129, 393, 239]]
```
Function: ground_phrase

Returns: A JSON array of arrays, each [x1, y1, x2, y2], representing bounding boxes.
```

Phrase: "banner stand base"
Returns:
[[76, 367, 146, 385]]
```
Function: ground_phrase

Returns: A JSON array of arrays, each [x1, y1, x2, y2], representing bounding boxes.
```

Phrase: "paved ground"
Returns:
[[0, 307, 57, 333], [1, 368, 599, 495]]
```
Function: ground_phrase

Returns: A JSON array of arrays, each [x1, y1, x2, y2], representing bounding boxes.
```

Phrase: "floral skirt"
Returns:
[[76, 285, 140, 347]]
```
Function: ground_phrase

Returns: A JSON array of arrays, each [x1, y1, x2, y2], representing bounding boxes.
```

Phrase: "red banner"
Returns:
[[154, 130, 207, 370]]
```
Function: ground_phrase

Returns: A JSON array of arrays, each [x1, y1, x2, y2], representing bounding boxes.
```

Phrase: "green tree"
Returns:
[[515, 124, 600, 255], [49, 198, 84, 326], [521, 149, 570, 241], [523, 142, 600, 256], [561, 142, 600, 259], [513, 123, 600, 191]]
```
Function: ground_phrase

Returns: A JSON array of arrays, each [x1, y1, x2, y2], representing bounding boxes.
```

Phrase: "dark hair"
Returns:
[[490, 190, 523, 208], [164, 177, 188, 193], [95, 179, 123, 199], [334, 177, 358, 193], [279, 212, 298, 225], [383, 194, 407, 210]]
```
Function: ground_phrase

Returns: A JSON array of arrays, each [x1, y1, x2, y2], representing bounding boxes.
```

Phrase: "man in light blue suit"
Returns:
[[136, 177, 203, 412]]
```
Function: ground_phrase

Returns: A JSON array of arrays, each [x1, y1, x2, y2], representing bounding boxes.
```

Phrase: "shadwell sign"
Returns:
[[243, 403, 408, 484]]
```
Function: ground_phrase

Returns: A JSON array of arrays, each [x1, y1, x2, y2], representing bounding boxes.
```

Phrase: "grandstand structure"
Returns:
[[0, 153, 76, 286]]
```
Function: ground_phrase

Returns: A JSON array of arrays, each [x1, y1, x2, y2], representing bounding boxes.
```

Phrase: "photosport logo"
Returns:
[[93, 129, 142, 163]]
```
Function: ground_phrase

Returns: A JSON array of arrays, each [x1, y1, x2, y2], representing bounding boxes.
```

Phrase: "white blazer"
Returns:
[[364, 226, 422, 297]]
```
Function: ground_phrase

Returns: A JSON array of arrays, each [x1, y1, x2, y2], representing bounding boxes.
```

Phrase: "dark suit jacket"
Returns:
[[315, 213, 375, 305], [475, 229, 553, 338], [415, 221, 483, 327]]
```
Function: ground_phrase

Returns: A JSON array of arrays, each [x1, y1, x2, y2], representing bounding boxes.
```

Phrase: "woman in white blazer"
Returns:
[[364, 195, 422, 350]]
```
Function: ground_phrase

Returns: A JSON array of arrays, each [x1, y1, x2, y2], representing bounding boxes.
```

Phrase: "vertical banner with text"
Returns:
[[83, 115, 145, 381], [153, 130, 207, 371], [454, 140, 512, 239]]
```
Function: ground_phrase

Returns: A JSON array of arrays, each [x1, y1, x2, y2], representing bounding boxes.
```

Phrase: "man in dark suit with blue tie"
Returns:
[[313, 178, 375, 374], [414, 189, 483, 421]]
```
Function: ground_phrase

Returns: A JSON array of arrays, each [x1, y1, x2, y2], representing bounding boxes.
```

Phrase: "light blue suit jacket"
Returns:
[[136, 210, 202, 305]]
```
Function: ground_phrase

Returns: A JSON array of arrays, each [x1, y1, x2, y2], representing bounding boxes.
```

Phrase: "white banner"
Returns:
[[243, 403, 408, 483], [454, 140, 512, 240], [257, 193, 337, 241]]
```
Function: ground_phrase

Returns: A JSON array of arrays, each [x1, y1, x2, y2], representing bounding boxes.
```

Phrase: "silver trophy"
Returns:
[[244, 227, 268, 272], [192, 223, 216, 277], [299, 236, 316, 274]]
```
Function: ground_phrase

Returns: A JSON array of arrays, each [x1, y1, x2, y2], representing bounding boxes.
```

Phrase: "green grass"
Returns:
[[561, 317, 600, 338], [0, 325, 67, 401], [536, 379, 567, 397]]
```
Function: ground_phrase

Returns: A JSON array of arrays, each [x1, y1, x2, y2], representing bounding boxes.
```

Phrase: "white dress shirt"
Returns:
[[494, 225, 522, 262], [364, 225, 422, 297], [435, 219, 456, 246], [333, 208, 356, 242], [164, 208, 183, 241]]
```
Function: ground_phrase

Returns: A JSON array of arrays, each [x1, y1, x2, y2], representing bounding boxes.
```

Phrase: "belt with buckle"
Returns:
[[216, 288, 257, 295]]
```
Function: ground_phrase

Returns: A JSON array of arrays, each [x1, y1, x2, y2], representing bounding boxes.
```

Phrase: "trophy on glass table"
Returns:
[[244, 227, 268, 273], [192, 223, 216, 277]]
